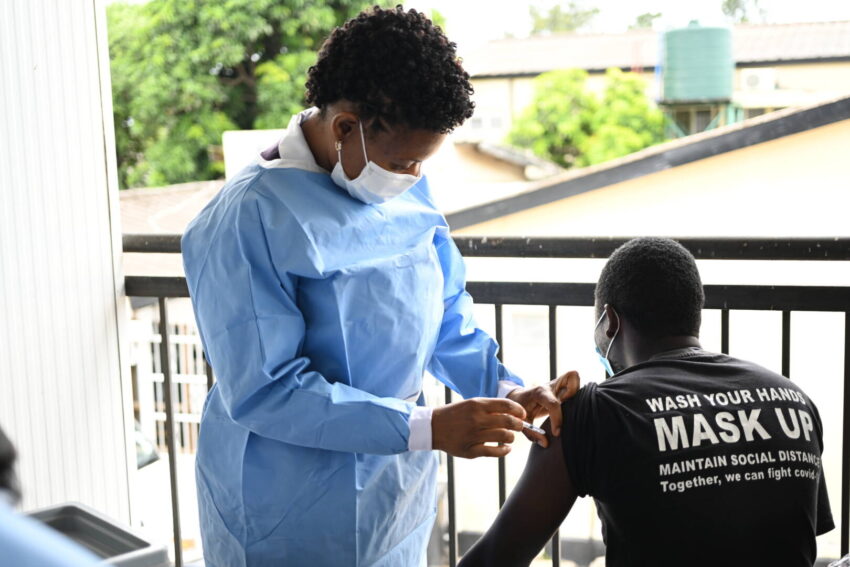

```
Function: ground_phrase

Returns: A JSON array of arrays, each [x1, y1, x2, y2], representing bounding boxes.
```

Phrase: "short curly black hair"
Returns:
[[595, 237, 705, 338], [305, 5, 474, 134]]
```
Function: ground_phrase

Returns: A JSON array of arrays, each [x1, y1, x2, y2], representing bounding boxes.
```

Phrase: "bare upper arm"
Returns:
[[458, 420, 578, 567]]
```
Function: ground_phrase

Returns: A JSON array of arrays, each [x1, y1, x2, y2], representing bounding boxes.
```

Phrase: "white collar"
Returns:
[[259, 107, 327, 174]]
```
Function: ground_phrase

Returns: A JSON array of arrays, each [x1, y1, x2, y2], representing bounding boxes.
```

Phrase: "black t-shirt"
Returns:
[[561, 348, 834, 567]]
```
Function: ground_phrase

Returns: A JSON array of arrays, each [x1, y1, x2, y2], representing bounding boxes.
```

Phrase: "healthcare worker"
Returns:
[[183, 6, 577, 567]]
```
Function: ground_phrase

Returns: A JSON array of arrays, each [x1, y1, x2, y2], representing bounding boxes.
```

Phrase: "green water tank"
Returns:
[[663, 23, 733, 102]]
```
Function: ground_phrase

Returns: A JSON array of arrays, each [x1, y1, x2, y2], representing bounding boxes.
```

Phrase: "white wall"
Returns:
[[222, 128, 285, 179], [0, 0, 132, 521]]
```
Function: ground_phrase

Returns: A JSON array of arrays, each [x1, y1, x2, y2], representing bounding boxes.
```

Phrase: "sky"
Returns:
[[410, 0, 850, 53]]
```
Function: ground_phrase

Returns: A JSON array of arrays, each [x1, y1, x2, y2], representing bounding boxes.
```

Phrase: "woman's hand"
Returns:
[[432, 398, 527, 458], [506, 371, 581, 448]]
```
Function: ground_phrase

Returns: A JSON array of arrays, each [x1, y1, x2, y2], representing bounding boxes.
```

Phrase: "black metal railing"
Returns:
[[123, 235, 850, 567]]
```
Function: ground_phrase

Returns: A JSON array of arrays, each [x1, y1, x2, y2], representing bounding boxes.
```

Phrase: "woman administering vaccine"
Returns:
[[182, 6, 577, 566]]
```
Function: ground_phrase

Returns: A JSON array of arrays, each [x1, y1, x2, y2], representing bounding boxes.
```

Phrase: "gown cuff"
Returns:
[[408, 381, 519, 451], [498, 379, 522, 398], [407, 406, 434, 451]]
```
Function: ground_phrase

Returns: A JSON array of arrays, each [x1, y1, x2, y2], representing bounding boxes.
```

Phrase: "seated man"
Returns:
[[460, 237, 833, 567]]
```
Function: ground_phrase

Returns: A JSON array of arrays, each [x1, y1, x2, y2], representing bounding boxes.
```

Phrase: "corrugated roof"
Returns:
[[120, 179, 224, 234], [464, 20, 850, 77], [121, 180, 225, 276]]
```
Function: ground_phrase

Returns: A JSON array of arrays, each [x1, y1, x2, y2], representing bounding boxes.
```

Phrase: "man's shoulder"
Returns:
[[607, 350, 796, 391], [570, 350, 821, 419], [561, 381, 600, 412]]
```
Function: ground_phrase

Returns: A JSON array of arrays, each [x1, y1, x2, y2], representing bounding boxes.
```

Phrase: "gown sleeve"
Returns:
[[426, 234, 524, 399], [182, 188, 414, 456]]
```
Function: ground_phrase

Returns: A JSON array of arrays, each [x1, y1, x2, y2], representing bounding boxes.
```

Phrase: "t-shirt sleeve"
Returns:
[[815, 466, 834, 535], [810, 399, 834, 536], [560, 382, 602, 497]]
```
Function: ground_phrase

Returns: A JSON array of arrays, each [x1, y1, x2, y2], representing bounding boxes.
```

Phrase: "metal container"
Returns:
[[663, 23, 734, 102], [28, 502, 170, 567]]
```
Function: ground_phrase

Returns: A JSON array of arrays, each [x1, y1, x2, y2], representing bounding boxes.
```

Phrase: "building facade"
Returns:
[[457, 21, 850, 143]]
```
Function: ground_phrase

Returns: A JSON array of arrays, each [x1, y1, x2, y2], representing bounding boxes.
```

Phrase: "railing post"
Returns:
[[548, 306, 561, 567], [205, 358, 214, 393], [842, 312, 850, 556], [782, 311, 791, 378], [158, 298, 183, 567], [445, 385, 457, 567], [495, 304, 507, 509], [721, 309, 730, 354]]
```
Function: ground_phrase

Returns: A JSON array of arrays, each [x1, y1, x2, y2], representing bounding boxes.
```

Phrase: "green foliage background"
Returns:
[[529, 2, 599, 35], [108, 1, 665, 187], [107, 0, 375, 188], [508, 68, 666, 169]]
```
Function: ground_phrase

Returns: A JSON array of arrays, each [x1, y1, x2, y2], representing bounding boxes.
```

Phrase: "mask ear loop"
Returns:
[[605, 309, 620, 360], [334, 119, 368, 171], [357, 120, 369, 164]]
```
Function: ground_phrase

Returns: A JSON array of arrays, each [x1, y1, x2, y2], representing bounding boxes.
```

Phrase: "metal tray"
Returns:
[[28, 502, 170, 566]]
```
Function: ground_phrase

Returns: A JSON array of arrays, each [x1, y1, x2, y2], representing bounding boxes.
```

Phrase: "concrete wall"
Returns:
[[735, 62, 850, 110], [0, 0, 132, 521]]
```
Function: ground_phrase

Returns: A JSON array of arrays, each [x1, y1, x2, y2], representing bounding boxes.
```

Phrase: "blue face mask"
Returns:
[[594, 310, 619, 377]]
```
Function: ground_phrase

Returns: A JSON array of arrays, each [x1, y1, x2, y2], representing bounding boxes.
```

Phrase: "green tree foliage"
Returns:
[[583, 69, 666, 164], [507, 69, 598, 167], [721, 0, 765, 23], [629, 12, 662, 30], [529, 2, 600, 35], [508, 68, 665, 168], [107, 0, 374, 188]]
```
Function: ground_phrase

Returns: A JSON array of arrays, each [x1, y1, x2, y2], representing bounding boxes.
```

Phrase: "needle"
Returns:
[[522, 421, 545, 435]]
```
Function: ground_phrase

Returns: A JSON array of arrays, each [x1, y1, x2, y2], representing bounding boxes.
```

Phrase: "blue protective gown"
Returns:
[[182, 116, 522, 567]]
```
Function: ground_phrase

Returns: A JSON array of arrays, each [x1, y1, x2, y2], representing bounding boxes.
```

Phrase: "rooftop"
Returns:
[[446, 93, 850, 230], [464, 20, 850, 77]]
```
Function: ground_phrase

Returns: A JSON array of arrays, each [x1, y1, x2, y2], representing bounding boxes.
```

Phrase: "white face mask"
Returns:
[[330, 120, 421, 204]]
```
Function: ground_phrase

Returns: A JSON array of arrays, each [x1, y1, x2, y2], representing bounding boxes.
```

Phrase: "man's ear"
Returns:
[[330, 111, 359, 143], [603, 304, 620, 338]]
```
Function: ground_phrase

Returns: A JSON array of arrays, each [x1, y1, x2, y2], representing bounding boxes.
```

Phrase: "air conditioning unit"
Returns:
[[740, 68, 777, 92]]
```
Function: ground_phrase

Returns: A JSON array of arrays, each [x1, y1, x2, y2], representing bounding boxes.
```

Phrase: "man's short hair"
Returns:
[[595, 237, 704, 338]]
